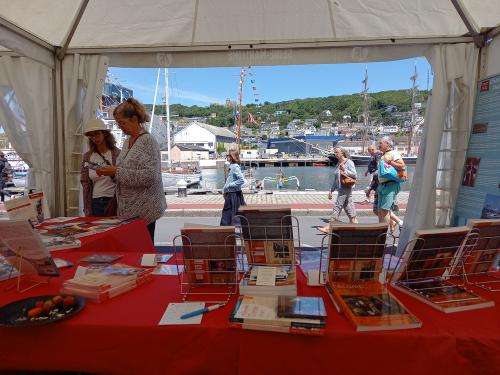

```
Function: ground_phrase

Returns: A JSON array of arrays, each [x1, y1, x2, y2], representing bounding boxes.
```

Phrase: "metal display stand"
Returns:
[[452, 229, 500, 292], [172, 234, 239, 303], [321, 230, 391, 286], [390, 231, 486, 306], [234, 214, 301, 272]]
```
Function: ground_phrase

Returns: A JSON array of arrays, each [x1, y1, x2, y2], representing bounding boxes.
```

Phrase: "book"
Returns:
[[61, 263, 153, 302], [79, 254, 123, 264], [0, 220, 60, 277], [277, 296, 327, 320], [40, 223, 95, 239], [326, 280, 422, 331], [327, 223, 388, 283], [392, 226, 494, 312], [181, 225, 237, 284], [394, 226, 471, 281], [237, 206, 293, 240], [229, 295, 325, 335], [461, 219, 500, 274], [239, 265, 297, 296], [39, 235, 81, 251], [399, 279, 494, 313], [4, 192, 50, 225], [0, 255, 20, 282]]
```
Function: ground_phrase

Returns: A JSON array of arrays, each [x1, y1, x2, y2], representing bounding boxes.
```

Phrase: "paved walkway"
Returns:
[[165, 191, 408, 216], [0, 191, 409, 218]]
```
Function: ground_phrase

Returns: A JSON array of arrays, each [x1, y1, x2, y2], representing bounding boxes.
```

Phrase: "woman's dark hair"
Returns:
[[113, 97, 150, 124], [87, 131, 117, 153]]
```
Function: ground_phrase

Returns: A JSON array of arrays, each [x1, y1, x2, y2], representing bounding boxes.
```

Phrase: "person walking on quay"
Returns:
[[220, 146, 246, 225], [362, 144, 380, 203], [81, 119, 120, 217], [97, 98, 166, 243], [319, 147, 358, 233], [0, 151, 12, 203], [377, 136, 405, 228]]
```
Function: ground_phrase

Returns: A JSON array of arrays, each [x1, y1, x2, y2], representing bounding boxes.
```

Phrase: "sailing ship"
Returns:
[[150, 68, 202, 187], [332, 67, 419, 165]]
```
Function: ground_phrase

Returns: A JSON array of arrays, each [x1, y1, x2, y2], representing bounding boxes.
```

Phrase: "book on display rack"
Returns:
[[324, 222, 422, 331], [180, 225, 237, 285], [391, 226, 494, 313], [461, 219, 500, 275], [229, 295, 326, 335]]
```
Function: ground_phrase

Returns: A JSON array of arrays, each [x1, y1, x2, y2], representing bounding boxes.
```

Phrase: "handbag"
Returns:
[[379, 161, 408, 183], [340, 171, 356, 187]]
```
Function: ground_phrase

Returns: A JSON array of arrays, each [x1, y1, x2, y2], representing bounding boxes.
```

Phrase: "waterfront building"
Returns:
[[173, 122, 235, 155], [167, 144, 209, 162]]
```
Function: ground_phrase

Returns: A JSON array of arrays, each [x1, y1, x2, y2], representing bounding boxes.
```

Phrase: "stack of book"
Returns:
[[60, 263, 153, 303], [229, 295, 326, 335]]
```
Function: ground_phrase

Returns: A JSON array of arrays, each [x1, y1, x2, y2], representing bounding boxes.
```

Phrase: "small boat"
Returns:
[[162, 167, 202, 187]]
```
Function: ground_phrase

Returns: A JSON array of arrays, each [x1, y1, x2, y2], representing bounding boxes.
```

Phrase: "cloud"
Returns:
[[124, 81, 224, 105], [173, 88, 224, 105]]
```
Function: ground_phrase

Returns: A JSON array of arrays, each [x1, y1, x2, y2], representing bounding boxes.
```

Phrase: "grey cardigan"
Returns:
[[115, 131, 166, 224], [330, 159, 357, 192]]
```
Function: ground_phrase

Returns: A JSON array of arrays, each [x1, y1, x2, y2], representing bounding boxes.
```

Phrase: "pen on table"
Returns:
[[180, 303, 225, 320]]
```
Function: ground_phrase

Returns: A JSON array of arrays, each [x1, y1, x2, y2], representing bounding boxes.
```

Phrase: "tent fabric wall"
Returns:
[[398, 43, 479, 253], [0, 56, 54, 207], [61, 54, 109, 216]]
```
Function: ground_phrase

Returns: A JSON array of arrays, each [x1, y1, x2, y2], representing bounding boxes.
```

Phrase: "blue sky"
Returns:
[[108, 57, 432, 107]]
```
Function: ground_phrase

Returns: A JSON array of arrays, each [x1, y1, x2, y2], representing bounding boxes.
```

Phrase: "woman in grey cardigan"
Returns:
[[97, 98, 166, 242], [319, 147, 358, 233]]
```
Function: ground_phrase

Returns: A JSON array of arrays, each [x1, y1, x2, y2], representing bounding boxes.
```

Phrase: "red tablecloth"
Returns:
[[40, 217, 154, 253], [0, 251, 499, 375]]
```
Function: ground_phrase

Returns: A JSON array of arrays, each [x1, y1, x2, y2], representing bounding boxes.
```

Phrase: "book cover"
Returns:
[[181, 225, 237, 284], [4, 192, 50, 225], [396, 279, 495, 313], [79, 254, 123, 264], [229, 295, 325, 335], [462, 219, 500, 274], [277, 296, 327, 320], [238, 206, 293, 241], [327, 280, 422, 331], [328, 223, 388, 259], [395, 226, 471, 281]]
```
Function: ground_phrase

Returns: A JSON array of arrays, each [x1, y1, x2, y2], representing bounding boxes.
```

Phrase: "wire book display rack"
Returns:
[[172, 232, 239, 304], [234, 213, 301, 271], [390, 228, 494, 312], [452, 228, 500, 292], [310, 223, 394, 287]]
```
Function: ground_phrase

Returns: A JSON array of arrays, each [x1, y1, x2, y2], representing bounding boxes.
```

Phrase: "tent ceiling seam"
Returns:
[[191, 0, 200, 45], [57, 0, 90, 60], [327, 0, 337, 39], [0, 14, 54, 51]]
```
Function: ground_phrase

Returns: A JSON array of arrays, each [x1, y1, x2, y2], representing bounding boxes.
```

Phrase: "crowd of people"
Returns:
[[319, 135, 405, 234]]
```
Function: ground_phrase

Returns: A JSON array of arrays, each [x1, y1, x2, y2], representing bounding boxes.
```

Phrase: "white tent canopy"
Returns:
[[0, 1, 499, 253]]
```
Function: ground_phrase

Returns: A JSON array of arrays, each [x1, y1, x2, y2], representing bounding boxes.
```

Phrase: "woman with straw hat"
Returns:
[[80, 118, 120, 216]]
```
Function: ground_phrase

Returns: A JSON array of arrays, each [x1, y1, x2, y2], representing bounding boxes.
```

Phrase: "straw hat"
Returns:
[[84, 118, 109, 135]]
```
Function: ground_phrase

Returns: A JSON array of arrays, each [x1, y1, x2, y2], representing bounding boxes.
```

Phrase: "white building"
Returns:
[[173, 122, 236, 154], [240, 149, 259, 159]]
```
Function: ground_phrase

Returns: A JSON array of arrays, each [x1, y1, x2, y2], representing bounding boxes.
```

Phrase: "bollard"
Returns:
[[177, 179, 187, 198]]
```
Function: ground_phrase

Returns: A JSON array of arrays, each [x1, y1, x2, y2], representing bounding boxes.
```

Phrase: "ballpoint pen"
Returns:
[[180, 303, 225, 320]]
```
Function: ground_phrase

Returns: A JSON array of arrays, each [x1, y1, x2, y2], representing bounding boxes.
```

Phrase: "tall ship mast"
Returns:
[[407, 65, 418, 156], [360, 67, 370, 154]]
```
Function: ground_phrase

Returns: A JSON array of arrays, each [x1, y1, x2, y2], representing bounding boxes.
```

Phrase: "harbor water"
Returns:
[[198, 165, 415, 191]]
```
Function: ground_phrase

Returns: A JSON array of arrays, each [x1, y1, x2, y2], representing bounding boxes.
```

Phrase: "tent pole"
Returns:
[[450, 0, 484, 48], [52, 58, 66, 216]]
